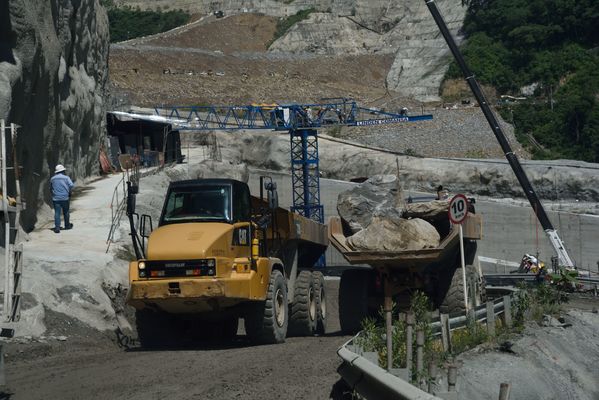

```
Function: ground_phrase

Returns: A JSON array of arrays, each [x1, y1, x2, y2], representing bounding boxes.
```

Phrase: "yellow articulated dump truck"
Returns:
[[125, 177, 328, 346]]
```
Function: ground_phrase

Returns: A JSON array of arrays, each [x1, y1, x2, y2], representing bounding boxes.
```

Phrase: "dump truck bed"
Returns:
[[328, 216, 460, 270]]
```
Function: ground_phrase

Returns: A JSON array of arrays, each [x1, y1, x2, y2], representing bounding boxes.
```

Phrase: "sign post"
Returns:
[[448, 194, 470, 312]]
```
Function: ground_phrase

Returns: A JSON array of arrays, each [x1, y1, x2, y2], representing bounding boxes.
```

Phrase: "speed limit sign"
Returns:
[[448, 194, 469, 224]]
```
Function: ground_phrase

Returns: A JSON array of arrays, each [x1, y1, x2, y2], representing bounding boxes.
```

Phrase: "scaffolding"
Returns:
[[0, 120, 23, 330], [0, 119, 24, 385]]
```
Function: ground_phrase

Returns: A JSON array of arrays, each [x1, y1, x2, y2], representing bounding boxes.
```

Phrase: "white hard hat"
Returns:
[[54, 164, 66, 174]]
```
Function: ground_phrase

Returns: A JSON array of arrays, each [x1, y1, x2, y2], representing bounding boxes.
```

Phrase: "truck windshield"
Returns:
[[162, 185, 231, 223]]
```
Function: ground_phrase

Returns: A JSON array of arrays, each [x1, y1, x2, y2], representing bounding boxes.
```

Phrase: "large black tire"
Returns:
[[339, 269, 369, 334], [135, 309, 171, 348], [312, 271, 327, 335], [288, 270, 317, 336], [244, 269, 288, 344], [439, 264, 482, 315], [439, 266, 466, 315]]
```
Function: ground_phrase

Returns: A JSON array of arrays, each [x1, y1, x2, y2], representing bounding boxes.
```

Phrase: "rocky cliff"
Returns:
[[268, 0, 466, 102], [0, 0, 110, 230], [117, 0, 465, 101]]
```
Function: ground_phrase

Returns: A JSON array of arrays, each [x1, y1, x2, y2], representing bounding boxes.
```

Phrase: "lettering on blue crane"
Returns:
[[355, 117, 409, 126]]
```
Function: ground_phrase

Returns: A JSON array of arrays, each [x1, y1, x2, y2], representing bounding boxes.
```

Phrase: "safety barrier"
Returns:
[[337, 296, 514, 400]]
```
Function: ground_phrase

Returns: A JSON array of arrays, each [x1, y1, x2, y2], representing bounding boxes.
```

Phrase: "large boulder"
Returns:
[[347, 214, 440, 251], [337, 174, 404, 233], [405, 200, 449, 220]]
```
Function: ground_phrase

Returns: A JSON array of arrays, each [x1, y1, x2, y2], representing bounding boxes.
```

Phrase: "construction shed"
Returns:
[[106, 112, 184, 168]]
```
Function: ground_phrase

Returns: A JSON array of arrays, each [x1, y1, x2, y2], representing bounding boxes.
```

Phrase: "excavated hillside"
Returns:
[[109, 12, 529, 160]]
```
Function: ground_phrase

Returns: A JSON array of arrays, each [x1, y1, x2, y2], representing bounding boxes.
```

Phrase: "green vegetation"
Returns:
[[514, 282, 568, 326], [354, 283, 568, 378], [271, 8, 316, 44], [447, 0, 599, 162], [100, 2, 190, 42], [355, 292, 435, 381]]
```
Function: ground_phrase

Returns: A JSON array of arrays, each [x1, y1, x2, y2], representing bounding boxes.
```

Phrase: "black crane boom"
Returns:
[[424, 0, 575, 268]]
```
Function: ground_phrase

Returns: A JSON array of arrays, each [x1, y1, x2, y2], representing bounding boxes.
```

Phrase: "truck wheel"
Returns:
[[312, 271, 327, 335], [288, 270, 317, 336], [339, 269, 369, 334], [244, 269, 288, 344], [439, 265, 481, 315], [136, 309, 169, 348]]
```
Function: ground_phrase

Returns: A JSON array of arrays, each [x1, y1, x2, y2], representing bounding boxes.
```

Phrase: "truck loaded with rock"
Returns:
[[330, 174, 485, 333], [125, 170, 484, 343]]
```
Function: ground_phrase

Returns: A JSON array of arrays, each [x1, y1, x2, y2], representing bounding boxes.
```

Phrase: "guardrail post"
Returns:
[[448, 364, 457, 392], [428, 361, 438, 394], [416, 329, 424, 387], [498, 382, 511, 400], [440, 313, 452, 353], [384, 295, 393, 371], [0, 343, 5, 386], [503, 296, 512, 328], [486, 301, 496, 337], [406, 311, 414, 380]]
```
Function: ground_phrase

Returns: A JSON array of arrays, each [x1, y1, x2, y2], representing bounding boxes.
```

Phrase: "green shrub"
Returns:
[[446, 0, 599, 163], [270, 8, 316, 44], [104, 6, 190, 42]]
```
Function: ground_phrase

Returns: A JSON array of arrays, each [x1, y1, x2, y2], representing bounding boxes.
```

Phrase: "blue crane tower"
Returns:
[[122, 99, 432, 227]]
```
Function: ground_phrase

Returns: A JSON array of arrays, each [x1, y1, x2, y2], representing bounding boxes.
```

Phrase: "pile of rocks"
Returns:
[[337, 174, 446, 251]]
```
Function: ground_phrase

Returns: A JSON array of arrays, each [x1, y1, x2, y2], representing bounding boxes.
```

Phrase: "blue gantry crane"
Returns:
[[115, 100, 432, 225]]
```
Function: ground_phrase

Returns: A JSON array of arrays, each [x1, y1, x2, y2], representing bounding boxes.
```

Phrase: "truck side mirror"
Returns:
[[126, 181, 138, 214], [140, 214, 153, 238], [265, 182, 278, 209]]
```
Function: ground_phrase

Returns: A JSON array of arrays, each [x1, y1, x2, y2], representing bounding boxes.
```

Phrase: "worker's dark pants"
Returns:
[[53, 200, 70, 230]]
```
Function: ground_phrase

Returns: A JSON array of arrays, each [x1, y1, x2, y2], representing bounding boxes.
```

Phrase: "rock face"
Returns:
[[384, 0, 466, 101], [337, 174, 404, 233], [267, 0, 466, 101], [0, 0, 109, 230], [216, 131, 599, 203]]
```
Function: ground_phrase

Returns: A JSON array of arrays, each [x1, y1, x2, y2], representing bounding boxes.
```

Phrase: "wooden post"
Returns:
[[406, 311, 414, 380], [428, 361, 437, 394], [416, 329, 424, 388], [498, 382, 511, 400], [503, 296, 513, 328], [384, 294, 393, 371], [486, 301, 496, 337], [448, 364, 457, 392], [440, 313, 450, 352]]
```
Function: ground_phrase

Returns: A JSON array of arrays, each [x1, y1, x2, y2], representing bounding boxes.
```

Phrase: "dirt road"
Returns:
[[3, 280, 350, 400]]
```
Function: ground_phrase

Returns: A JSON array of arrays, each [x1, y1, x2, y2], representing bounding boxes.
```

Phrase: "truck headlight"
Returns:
[[207, 259, 216, 267], [138, 261, 146, 270]]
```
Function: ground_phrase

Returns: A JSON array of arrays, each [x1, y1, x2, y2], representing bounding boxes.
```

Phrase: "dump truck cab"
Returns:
[[126, 178, 328, 346]]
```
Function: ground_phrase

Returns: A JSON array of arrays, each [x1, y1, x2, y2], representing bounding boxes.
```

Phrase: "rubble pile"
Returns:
[[337, 174, 443, 251]]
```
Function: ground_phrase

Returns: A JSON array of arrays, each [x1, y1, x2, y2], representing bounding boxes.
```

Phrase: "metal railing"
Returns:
[[337, 296, 514, 400], [106, 162, 140, 253]]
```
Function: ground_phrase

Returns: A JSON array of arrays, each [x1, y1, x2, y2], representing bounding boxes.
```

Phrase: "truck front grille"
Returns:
[[144, 259, 216, 278]]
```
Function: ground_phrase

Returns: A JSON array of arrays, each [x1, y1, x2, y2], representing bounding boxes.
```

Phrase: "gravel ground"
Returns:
[[337, 106, 530, 159], [2, 280, 351, 400]]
